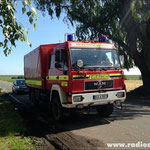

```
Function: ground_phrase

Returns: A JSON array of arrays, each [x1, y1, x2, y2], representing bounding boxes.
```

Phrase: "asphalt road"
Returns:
[[0, 80, 12, 92], [1, 80, 150, 149]]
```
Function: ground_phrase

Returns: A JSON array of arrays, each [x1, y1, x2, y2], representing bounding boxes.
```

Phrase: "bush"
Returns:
[[11, 76, 24, 79], [17, 76, 24, 79], [125, 75, 142, 80], [139, 76, 142, 80]]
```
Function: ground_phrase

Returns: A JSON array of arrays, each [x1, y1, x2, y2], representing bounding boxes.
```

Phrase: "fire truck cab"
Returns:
[[24, 35, 126, 121]]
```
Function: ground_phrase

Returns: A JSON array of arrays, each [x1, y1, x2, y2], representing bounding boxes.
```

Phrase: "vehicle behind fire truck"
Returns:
[[24, 35, 126, 121]]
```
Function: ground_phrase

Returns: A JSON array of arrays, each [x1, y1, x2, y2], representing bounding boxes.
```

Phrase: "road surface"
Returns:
[[0, 80, 150, 149]]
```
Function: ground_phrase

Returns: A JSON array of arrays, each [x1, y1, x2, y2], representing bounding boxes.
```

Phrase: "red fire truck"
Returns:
[[24, 34, 126, 121]]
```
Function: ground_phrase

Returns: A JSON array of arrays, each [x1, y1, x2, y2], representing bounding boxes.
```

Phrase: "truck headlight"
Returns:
[[116, 92, 124, 98], [16, 86, 20, 89], [73, 95, 83, 102]]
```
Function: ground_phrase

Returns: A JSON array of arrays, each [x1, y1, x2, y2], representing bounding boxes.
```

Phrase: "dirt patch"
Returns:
[[25, 112, 105, 150], [33, 132, 104, 150], [2, 93, 105, 150], [11, 100, 105, 150]]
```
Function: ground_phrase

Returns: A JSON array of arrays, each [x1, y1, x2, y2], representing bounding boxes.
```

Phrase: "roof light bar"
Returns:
[[67, 34, 73, 41], [65, 33, 75, 41], [99, 35, 109, 42]]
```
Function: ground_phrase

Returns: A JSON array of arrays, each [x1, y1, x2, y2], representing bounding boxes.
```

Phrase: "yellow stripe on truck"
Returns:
[[46, 75, 69, 81], [86, 74, 110, 79], [25, 80, 42, 86], [109, 73, 122, 78], [61, 82, 68, 87], [73, 73, 122, 80], [46, 73, 122, 81], [46, 76, 68, 87], [46, 76, 57, 80], [72, 75, 85, 79], [59, 75, 69, 80]]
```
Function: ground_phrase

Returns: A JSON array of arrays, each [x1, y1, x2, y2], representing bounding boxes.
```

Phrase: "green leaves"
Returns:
[[22, 7, 26, 14], [33, 0, 150, 73], [29, 17, 33, 24], [0, 0, 38, 56], [0, 42, 3, 47], [26, 11, 32, 17], [33, 23, 36, 31]]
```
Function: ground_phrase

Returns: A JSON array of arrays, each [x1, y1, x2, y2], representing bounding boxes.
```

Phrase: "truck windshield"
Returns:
[[70, 48, 121, 70]]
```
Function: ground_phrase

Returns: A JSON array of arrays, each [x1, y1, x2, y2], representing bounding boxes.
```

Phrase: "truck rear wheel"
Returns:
[[97, 104, 114, 117], [30, 89, 39, 107], [51, 94, 63, 122]]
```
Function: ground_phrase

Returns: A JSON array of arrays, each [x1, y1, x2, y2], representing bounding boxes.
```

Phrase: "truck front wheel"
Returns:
[[51, 95, 63, 122], [96, 104, 114, 117]]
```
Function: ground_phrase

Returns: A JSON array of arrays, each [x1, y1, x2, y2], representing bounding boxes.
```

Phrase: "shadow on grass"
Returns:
[[128, 85, 150, 98], [0, 93, 26, 137], [2, 92, 110, 138], [2, 93, 106, 149]]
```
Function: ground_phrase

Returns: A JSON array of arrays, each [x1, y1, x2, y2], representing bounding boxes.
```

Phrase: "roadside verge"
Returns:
[[0, 91, 36, 150]]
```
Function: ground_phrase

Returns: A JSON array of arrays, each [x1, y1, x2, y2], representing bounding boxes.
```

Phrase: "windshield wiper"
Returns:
[[72, 66, 88, 70], [72, 66, 120, 71], [95, 67, 107, 71], [106, 67, 120, 70], [99, 67, 120, 70]]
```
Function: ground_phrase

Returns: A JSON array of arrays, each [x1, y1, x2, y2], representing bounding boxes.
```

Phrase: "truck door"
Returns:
[[55, 49, 69, 88]]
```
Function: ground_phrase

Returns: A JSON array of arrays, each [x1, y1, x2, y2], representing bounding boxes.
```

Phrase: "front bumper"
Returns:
[[62, 90, 126, 108], [16, 88, 28, 93]]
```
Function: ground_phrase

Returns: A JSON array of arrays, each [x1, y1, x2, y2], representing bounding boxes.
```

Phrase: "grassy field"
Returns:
[[0, 75, 24, 82], [0, 91, 35, 150], [124, 75, 141, 80], [125, 80, 143, 92]]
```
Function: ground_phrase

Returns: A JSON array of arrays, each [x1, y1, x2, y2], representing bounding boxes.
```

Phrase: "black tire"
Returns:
[[51, 94, 63, 122], [97, 104, 114, 117], [31, 89, 39, 107], [15, 90, 18, 94]]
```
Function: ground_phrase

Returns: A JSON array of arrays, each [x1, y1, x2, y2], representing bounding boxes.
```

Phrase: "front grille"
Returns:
[[85, 80, 113, 90]]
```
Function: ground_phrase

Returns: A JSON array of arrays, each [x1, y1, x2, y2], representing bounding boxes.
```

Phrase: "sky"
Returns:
[[0, 2, 75, 75], [0, 2, 141, 75]]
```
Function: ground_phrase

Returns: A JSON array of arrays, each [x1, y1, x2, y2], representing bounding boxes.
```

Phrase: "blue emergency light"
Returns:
[[99, 35, 108, 42], [67, 34, 73, 41]]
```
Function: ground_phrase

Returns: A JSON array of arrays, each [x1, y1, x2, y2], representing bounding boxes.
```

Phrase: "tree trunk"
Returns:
[[138, 63, 150, 91], [133, 51, 150, 92], [119, 1, 150, 92], [140, 68, 150, 91]]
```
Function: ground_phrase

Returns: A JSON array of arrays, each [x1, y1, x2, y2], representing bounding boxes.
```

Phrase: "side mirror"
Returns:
[[55, 62, 62, 68], [77, 59, 83, 68]]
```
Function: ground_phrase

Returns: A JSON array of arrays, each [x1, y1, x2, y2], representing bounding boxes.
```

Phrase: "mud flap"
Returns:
[[114, 100, 123, 109]]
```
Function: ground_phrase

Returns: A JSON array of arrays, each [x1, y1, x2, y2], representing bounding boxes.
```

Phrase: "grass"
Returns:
[[125, 80, 143, 92], [0, 75, 24, 83], [0, 91, 35, 150], [125, 75, 141, 80]]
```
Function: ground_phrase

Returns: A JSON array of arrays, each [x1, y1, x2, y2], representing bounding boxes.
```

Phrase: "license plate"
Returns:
[[93, 94, 108, 100]]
